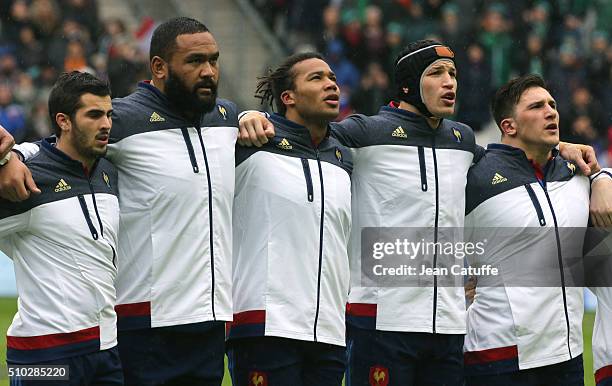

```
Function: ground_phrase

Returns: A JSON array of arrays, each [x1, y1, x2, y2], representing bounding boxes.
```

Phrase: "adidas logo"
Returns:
[[277, 138, 292, 150], [149, 112, 165, 122], [54, 179, 72, 192], [392, 126, 407, 138], [491, 173, 508, 185]]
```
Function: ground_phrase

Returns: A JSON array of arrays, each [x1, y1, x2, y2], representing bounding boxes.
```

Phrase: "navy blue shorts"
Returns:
[[599, 377, 612, 386], [8, 347, 123, 386], [345, 325, 464, 386], [597, 365, 612, 386], [227, 336, 345, 386], [466, 355, 584, 386], [117, 321, 225, 386]]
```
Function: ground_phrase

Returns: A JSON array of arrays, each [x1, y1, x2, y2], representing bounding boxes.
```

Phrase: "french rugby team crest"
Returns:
[[218, 105, 227, 120], [369, 366, 389, 386], [452, 127, 462, 143], [102, 171, 111, 188], [248, 371, 267, 386]]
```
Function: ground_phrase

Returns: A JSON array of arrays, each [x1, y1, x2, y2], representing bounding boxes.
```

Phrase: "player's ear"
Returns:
[[56, 113, 72, 135], [500, 118, 517, 137], [150, 56, 168, 81], [281, 90, 295, 108]]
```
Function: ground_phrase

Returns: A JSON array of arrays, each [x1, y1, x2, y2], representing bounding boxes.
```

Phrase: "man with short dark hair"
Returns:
[[0, 71, 121, 386], [463, 74, 612, 386]]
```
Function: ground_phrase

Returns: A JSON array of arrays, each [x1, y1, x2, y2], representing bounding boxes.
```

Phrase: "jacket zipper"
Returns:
[[524, 184, 546, 226], [301, 158, 314, 202], [110, 245, 117, 268], [541, 184, 572, 357], [78, 195, 98, 240], [88, 179, 104, 238], [431, 138, 440, 333], [181, 128, 200, 173], [195, 127, 216, 321], [313, 149, 325, 341], [418, 146, 428, 191]]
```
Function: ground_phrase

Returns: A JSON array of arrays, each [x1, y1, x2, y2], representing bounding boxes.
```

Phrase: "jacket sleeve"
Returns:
[[0, 200, 31, 238], [13, 142, 41, 161], [590, 168, 612, 184], [331, 115, 372, 148]]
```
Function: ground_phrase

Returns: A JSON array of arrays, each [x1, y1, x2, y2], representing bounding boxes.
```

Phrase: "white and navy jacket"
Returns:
[[588, 207, 612, 385], [335, 104, 479, 334], [0, 139, 119, 364], [15, 82, 238, 329], [463, 144, 594, 374], [593, 286, 612, 385], [229, 114, 352, 347], [108, 82, 237, 329]]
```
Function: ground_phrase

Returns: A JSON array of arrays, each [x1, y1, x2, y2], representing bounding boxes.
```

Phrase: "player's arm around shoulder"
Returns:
[[0, 148, 41, 202], [589, 168, 612, 227]]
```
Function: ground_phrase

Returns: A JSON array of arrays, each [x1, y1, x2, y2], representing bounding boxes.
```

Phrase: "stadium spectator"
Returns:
[[60, 0, 100, 42], [456, 43, 492, 132], [316, 5, 342, 53], [478, 3, 513, 89], [349, 61, 392, 116], [15, 25, 45, 71], [29, 0, 61, 41], [547, 42, 587, 118], [0, 84, 26, 142], [106, 38, 146, 98], [515, 33, 547, 77]]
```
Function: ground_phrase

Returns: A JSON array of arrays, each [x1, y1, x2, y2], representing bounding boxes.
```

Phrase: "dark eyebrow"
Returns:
[[527, 100, 545, 108], [84, 108, 112, 116], [308, 71, 324, 77], [308, 70, 336, 78], [185, 51, 219, 61]]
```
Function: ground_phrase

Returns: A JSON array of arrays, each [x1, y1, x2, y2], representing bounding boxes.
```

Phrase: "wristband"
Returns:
[[0, 150, 11, 166]]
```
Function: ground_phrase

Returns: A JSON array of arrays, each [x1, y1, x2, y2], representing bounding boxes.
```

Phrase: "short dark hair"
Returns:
[[48, 71, 110, 138], [255, 52, 324, 115], [492, 74, 547, 130], [149, 17, 209, 61]]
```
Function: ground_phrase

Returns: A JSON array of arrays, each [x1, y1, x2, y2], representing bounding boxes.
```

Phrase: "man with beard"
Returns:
[[1, 17, 270, 385], [0, 71, 122, 385]]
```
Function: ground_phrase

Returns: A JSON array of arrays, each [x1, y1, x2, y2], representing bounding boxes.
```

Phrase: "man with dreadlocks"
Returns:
[[226, 52, 352, 385], [239, 39, 608, 385]]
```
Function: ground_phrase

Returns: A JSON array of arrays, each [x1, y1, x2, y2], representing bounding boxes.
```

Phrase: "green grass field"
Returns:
[[0, 298, 598, 386]]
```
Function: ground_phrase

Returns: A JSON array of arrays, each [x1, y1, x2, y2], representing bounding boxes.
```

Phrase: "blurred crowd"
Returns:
[[0, 0, 609, 164], [253, 0, 612, 164], [0, 0, 149, 143]]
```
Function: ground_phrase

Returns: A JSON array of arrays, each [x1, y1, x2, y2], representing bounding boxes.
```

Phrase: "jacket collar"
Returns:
[[40, 137, 99, 176], [486, 143, 559, 160], [270, 113, 331, 147], [379, 105, 444, 133]]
